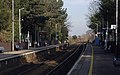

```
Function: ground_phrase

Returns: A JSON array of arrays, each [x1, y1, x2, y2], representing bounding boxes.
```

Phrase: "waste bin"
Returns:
[[0, 47, 4, 53]]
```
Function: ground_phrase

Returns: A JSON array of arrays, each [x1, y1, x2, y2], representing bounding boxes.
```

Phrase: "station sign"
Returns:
[[111, 25, 116, 29], [39, 31, 47, 35]]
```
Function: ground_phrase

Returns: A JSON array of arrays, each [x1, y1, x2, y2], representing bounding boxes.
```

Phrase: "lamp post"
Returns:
[[105, 19, 109, 48], [116, 0, 118, 46], [55, 24, 58, 40], [12, 0, 14, 51], [19, 8, 24, 44], [27, 31, 30, 49], [97, 24, 98, 35], [95, 23, 98, 37], [103, 10, 109, 51]]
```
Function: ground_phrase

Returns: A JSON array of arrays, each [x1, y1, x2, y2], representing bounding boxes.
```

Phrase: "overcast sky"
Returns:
[[63, 0, 93, 36]]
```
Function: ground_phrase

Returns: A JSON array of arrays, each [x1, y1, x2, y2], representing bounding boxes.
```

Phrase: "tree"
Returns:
[[72, 35, 77, 40], [44, 0, 68, 41], [87, 0, 116, 31], [0, 0, 12, 42], [0, 0, 69, 43], [87, 0, 117, 42]]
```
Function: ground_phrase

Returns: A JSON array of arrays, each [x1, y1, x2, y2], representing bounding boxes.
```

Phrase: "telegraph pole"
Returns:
[[12, 0, 14, 51]]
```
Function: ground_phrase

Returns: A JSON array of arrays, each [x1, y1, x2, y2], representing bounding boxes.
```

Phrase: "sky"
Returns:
[[63, 0, 93, 36]]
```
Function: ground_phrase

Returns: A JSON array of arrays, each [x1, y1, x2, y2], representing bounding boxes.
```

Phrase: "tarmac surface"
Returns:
[[67, 43, 120, 75], [93, 45, 120, 75]]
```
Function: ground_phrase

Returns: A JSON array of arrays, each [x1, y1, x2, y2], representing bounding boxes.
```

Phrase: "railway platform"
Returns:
[[0, 45, 61, 72], [67, 44, 120, 75], [0, 45, 57, 61]]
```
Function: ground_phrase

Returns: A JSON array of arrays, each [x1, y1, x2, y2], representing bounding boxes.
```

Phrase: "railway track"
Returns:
[[2, 44, 85, 75], [46, 44, 85, 75]]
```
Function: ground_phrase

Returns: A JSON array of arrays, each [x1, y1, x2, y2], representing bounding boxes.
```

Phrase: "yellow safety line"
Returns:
[[88, 45, 94, 75]]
